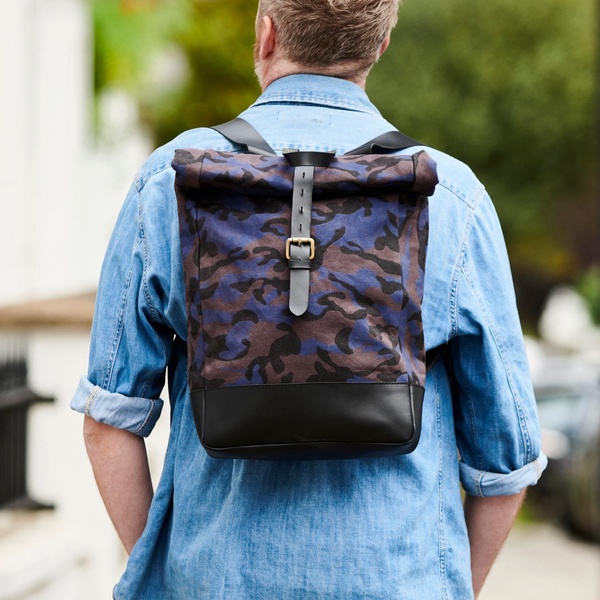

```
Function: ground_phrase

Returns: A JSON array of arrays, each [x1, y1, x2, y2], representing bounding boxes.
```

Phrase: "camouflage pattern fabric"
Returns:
[[172, 150, 438, 392]]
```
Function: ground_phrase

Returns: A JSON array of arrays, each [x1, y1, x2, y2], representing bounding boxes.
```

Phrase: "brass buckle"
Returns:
[[285, 237, 315, 260]]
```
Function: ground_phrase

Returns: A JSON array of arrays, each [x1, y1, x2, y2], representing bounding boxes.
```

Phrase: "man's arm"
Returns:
[[83, 415, 154, 555], [464, 490, 526, 598]]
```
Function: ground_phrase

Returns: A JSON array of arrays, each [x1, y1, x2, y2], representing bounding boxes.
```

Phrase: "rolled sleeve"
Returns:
[[71, 376, 164, 437], [72, 169, 183, 437], [451, 191, 546, 494], [459, 454, 548, 497]]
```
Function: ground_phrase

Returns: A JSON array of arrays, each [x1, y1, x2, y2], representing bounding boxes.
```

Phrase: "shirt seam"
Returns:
[[448, 184, 484, 338], [102, 256, 136, 391], [459, 250, 532, 466], [136, 183, 173, 401], [101, 187, 162, 394], [438, 180, 476, 210], [474, 470, 485, 497], [433, 365, 449, 598], [135, 398, 157, 435], [250, 95, 381, 116], [135, 161, 174, 193], [462, 375, 483, 472], [451, 184, 486, 471], [137, 192, 161, 325]]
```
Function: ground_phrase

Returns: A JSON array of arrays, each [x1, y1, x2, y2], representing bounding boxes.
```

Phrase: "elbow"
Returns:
[[83, 415, 123, 450], [83, 414, 103, 440]]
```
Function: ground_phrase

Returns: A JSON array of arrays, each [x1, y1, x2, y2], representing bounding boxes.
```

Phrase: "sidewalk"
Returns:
[[482, 523, 600, 600]]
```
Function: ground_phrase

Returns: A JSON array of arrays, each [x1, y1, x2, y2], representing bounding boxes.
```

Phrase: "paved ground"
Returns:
[[481, 523, 600, 600]]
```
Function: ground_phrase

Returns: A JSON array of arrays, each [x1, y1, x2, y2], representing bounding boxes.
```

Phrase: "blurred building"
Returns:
[[0, 1, 163, 599]]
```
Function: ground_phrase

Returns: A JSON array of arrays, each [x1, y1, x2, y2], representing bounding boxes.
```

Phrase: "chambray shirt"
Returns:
[[72, 75, 546, 600]]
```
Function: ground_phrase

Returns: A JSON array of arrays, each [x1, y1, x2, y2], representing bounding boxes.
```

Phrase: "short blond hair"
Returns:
[[257, 0, 401, 70]]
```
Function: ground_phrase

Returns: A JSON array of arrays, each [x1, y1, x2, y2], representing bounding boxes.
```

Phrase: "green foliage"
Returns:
[[93, 0, 195, 95], [92, 0, 259, 144], [370, 0, 595, 240], [147, 1, 260, 144], [369, 0, 596, 323]]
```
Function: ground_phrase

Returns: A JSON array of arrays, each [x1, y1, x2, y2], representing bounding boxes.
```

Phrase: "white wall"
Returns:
[[1, 0, 88, 303], [0, 0, 150, 306]]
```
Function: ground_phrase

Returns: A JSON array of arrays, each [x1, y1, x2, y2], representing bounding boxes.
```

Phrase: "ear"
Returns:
[[379, 35, 391, 58], [257, 15, 277, 61]]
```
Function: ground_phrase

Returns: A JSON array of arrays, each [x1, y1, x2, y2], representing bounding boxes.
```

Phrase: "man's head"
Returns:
[[254, 0, 401, 89]]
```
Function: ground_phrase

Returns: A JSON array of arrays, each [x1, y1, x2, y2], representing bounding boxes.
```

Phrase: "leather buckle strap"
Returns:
[[288, 166, 315, 316], [283, 151, 336, 316]]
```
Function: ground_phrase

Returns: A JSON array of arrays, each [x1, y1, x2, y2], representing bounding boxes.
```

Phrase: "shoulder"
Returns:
[[414, 146, 486, 211], [133, 127, 241, 193]]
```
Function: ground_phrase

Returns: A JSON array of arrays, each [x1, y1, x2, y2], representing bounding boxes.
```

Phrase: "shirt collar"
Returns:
[[250, 74, 382, 117]]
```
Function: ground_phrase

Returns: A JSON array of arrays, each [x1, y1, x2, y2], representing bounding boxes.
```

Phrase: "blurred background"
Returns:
[[0, 0, 598, 598]]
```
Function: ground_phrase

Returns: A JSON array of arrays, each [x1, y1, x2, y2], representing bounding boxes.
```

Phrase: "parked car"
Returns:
[[532, 359, 600, 542]]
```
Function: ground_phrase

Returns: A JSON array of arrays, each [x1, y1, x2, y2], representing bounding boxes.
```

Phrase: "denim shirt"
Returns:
[[72, 75, 546, 600]]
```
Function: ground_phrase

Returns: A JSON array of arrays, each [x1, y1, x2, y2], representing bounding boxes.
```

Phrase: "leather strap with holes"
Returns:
[[211, 118, 419, 316]]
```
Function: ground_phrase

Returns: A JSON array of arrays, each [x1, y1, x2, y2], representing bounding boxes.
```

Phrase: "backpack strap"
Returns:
[[344, 130, 422, 155], [425, 345, 443, 373], [211, 118, 277, 156], [210, 118, 422, 316], [212, 117, 421, 157]]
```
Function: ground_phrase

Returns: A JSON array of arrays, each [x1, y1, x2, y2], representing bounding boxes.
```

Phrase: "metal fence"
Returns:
[[0, 351, 53, 510]]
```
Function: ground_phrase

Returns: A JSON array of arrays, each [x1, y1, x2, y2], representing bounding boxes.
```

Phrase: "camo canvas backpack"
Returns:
[[171, 118, 439, 460]]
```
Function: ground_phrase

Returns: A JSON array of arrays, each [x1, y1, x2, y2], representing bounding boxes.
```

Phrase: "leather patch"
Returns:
[[191, 382, 424, 460]]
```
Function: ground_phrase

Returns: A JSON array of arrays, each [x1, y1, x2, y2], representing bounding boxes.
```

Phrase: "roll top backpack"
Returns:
[[172, 118, 439, 460]]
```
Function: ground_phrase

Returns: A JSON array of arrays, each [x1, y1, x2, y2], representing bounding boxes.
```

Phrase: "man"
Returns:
[[72, 1, 546, 598]]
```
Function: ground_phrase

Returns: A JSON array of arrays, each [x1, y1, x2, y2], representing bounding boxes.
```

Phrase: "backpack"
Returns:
[[171, 118, 439, 460]]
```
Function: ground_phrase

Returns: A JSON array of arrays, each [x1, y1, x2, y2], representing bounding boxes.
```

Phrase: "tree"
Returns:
[[369, 0, 595, 322], [93, 0, 259, 143]]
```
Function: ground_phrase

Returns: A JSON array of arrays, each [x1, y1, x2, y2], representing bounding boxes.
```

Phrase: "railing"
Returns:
[[0, 353, 54, 510]]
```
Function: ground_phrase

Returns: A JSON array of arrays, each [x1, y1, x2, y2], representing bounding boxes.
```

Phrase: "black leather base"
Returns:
[[191, 382, 424, 460]]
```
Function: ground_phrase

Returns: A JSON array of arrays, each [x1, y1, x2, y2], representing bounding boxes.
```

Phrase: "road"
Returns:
[[482, 523, 600, 600]]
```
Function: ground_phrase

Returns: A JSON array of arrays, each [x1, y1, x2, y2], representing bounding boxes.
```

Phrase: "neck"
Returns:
[[257, 58, 369, 91]]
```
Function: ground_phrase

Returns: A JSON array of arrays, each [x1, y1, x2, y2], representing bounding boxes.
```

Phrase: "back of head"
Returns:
[[257, 0, 401, 73]]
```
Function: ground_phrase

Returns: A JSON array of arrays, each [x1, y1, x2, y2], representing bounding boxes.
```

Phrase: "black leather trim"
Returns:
[[211, 118, 277, 156], [344, 130, 421, 155], [283, 150, 336, 167], [288, 166, 315, 316], [191, 382, 424, 460], [425, 344, 445, 372]]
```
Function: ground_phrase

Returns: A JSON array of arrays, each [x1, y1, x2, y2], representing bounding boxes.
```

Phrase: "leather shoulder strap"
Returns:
[[211, 118, 277, 156], [344, 130, 422, 156], [212, 118, 420, 157]]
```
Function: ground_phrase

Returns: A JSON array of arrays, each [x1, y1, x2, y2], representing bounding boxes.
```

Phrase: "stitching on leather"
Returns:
[[199, 382, 422, 392]]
